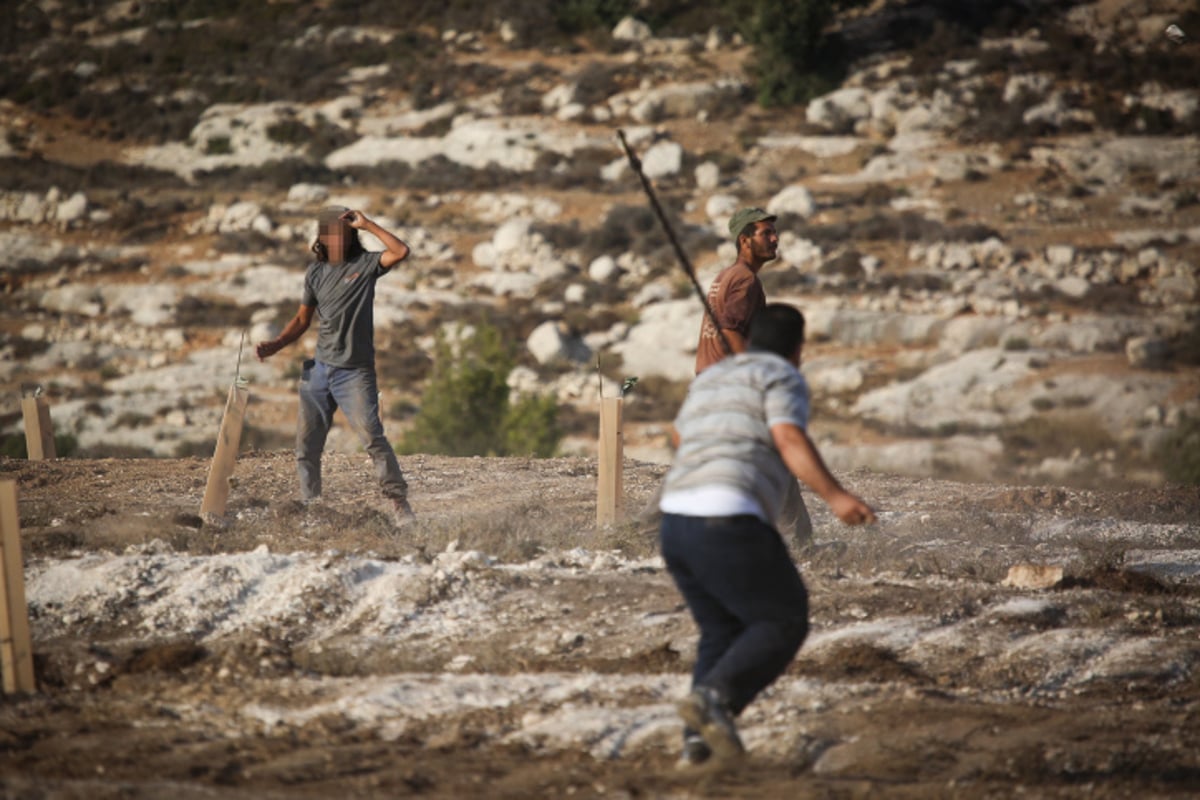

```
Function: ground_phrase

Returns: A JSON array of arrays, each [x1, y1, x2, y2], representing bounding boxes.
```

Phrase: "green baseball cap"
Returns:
[[728, 206, 776, 239]]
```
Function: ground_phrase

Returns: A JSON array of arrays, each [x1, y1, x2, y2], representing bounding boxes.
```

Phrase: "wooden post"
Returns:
[[597, 396, 624, 526], [20, 391, 55, 461], [200, 382, 250, 518], [0, 480, 35, 693]]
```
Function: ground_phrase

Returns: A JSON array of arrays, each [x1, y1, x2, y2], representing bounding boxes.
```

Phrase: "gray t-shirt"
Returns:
[[661, 350, 810, 523], [301, 251, 385, 368]]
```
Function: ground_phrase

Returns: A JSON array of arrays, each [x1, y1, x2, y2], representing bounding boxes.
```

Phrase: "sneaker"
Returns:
[[676, 686, 745, 763], [391, 496, 417, 527], [676, 731, 712, 768]]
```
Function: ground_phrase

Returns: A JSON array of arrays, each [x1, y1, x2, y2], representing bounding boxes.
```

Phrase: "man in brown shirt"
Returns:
[[694, 206, 813, 552], [695, 207, 779, 374]]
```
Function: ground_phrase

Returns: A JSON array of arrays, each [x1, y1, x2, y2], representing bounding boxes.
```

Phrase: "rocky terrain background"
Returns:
[[1, 0, 1198, 488], [3, 3, 1200, 797]]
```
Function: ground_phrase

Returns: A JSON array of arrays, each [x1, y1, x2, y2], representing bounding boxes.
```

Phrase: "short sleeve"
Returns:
[[301, 264, 318, 307], [763, 363, 810, 431], [366, 251, 385, 279], [717, 270, 763, 334], [715, 271, 753, 331]]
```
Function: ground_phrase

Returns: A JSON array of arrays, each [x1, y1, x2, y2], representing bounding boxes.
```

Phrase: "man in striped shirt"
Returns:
[[661, 303, 876, 765]]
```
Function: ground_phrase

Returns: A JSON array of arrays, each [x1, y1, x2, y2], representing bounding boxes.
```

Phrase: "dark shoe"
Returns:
[[676, 686, 745, 762], [676, 731, 712, 768]]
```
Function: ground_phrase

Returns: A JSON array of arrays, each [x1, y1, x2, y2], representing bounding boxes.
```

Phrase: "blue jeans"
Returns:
[[296, 359, 408, 502], [660, 513, 809, 715]]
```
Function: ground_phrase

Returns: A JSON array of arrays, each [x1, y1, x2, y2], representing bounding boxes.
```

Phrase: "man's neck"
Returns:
[[734, 255, 763, 275]]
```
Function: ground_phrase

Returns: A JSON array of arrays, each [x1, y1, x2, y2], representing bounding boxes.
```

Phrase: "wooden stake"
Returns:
[[20, 394, 55, 461], [200, 383, 250, 518], [0, 480, 35, 693], [597, 396, 624, 526]]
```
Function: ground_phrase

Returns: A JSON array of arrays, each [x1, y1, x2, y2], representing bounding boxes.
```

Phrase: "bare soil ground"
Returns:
[[2, 453, 1200, 798]]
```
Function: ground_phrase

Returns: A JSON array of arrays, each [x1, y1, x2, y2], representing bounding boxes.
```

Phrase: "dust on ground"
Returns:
[[2, 453, 1200, 798]]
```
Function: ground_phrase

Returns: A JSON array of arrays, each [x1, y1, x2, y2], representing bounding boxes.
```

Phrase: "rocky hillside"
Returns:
[[1, 0, 1198, 489]]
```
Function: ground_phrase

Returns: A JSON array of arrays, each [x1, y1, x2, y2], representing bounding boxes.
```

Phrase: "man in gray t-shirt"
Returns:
[[256, 206, 415, 526], [660, 304, 876, 766]]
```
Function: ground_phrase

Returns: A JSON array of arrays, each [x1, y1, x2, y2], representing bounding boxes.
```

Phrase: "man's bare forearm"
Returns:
[[771, 422, 877, 525], [773, 423, 844, 501], [360, 217, 410, 264], [273, 316, 308, 349], [256, 305, 314, 360]]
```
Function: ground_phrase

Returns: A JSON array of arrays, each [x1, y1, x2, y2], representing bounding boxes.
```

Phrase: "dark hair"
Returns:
[[748, 303, 805, 358]]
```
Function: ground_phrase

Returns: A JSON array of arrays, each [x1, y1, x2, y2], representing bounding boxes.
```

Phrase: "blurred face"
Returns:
[[318, 219, 351, 247], [318, 218, 353, 260]]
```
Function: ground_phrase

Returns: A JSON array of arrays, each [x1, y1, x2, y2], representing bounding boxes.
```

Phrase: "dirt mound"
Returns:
[[2, 454, 1199, 797]]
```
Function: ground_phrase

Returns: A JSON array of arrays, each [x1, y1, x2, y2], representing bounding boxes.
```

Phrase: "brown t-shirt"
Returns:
[[694, 263, 766, 374]]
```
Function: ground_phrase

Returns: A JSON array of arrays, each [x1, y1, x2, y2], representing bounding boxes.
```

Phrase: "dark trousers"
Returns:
[[660, 512, 809, 715]]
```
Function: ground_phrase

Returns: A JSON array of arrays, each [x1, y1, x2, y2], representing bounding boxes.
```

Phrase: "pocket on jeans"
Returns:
[[298, 358, 316, 388]]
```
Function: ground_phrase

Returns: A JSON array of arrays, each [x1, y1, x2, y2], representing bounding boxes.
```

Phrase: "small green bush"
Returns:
[[204, 136, 233, 155], [503, 394, 562, 457], [554, 0, 636, 35], [723, 0, 839, 107], [1156, 415, 1200, 486], [400, 323, 561, 457], [1003, 337, 1031, 351], [266, 118, 310, 146]]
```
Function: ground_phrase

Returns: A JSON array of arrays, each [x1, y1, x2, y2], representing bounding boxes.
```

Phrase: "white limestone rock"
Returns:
[[806, 88, 872, 134], [694, 161, 720, 190], [767, 185, 816, 218], [852, 348, 1044, 433], [609, 300, 700, 382], [527, 320, 591, 365], [588, 255, 620, 284], [640, 141, 683, 179], [612, 16, 652, 42]]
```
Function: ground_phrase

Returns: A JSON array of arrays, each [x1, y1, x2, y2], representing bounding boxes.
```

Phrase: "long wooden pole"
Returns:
[[616, 130, 732, 359], [0, 480, 35, 693]]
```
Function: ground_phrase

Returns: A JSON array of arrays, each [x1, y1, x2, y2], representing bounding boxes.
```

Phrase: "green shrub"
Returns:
[[400, 323, 561, 457], [722, 0, 839, 107], [1003, 337, 1031, 351], [266, 118, 310, 146], [204, 136, 233, 155], [1156, 415, 1200, 486], [503, 394, 562, 457], [554, 0, 636, 34]]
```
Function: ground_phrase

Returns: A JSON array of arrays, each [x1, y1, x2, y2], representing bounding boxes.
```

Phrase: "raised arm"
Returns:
[[771, 422, 876, 525], [256, 304, 315, 361], [342, 210, 410, 270]]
